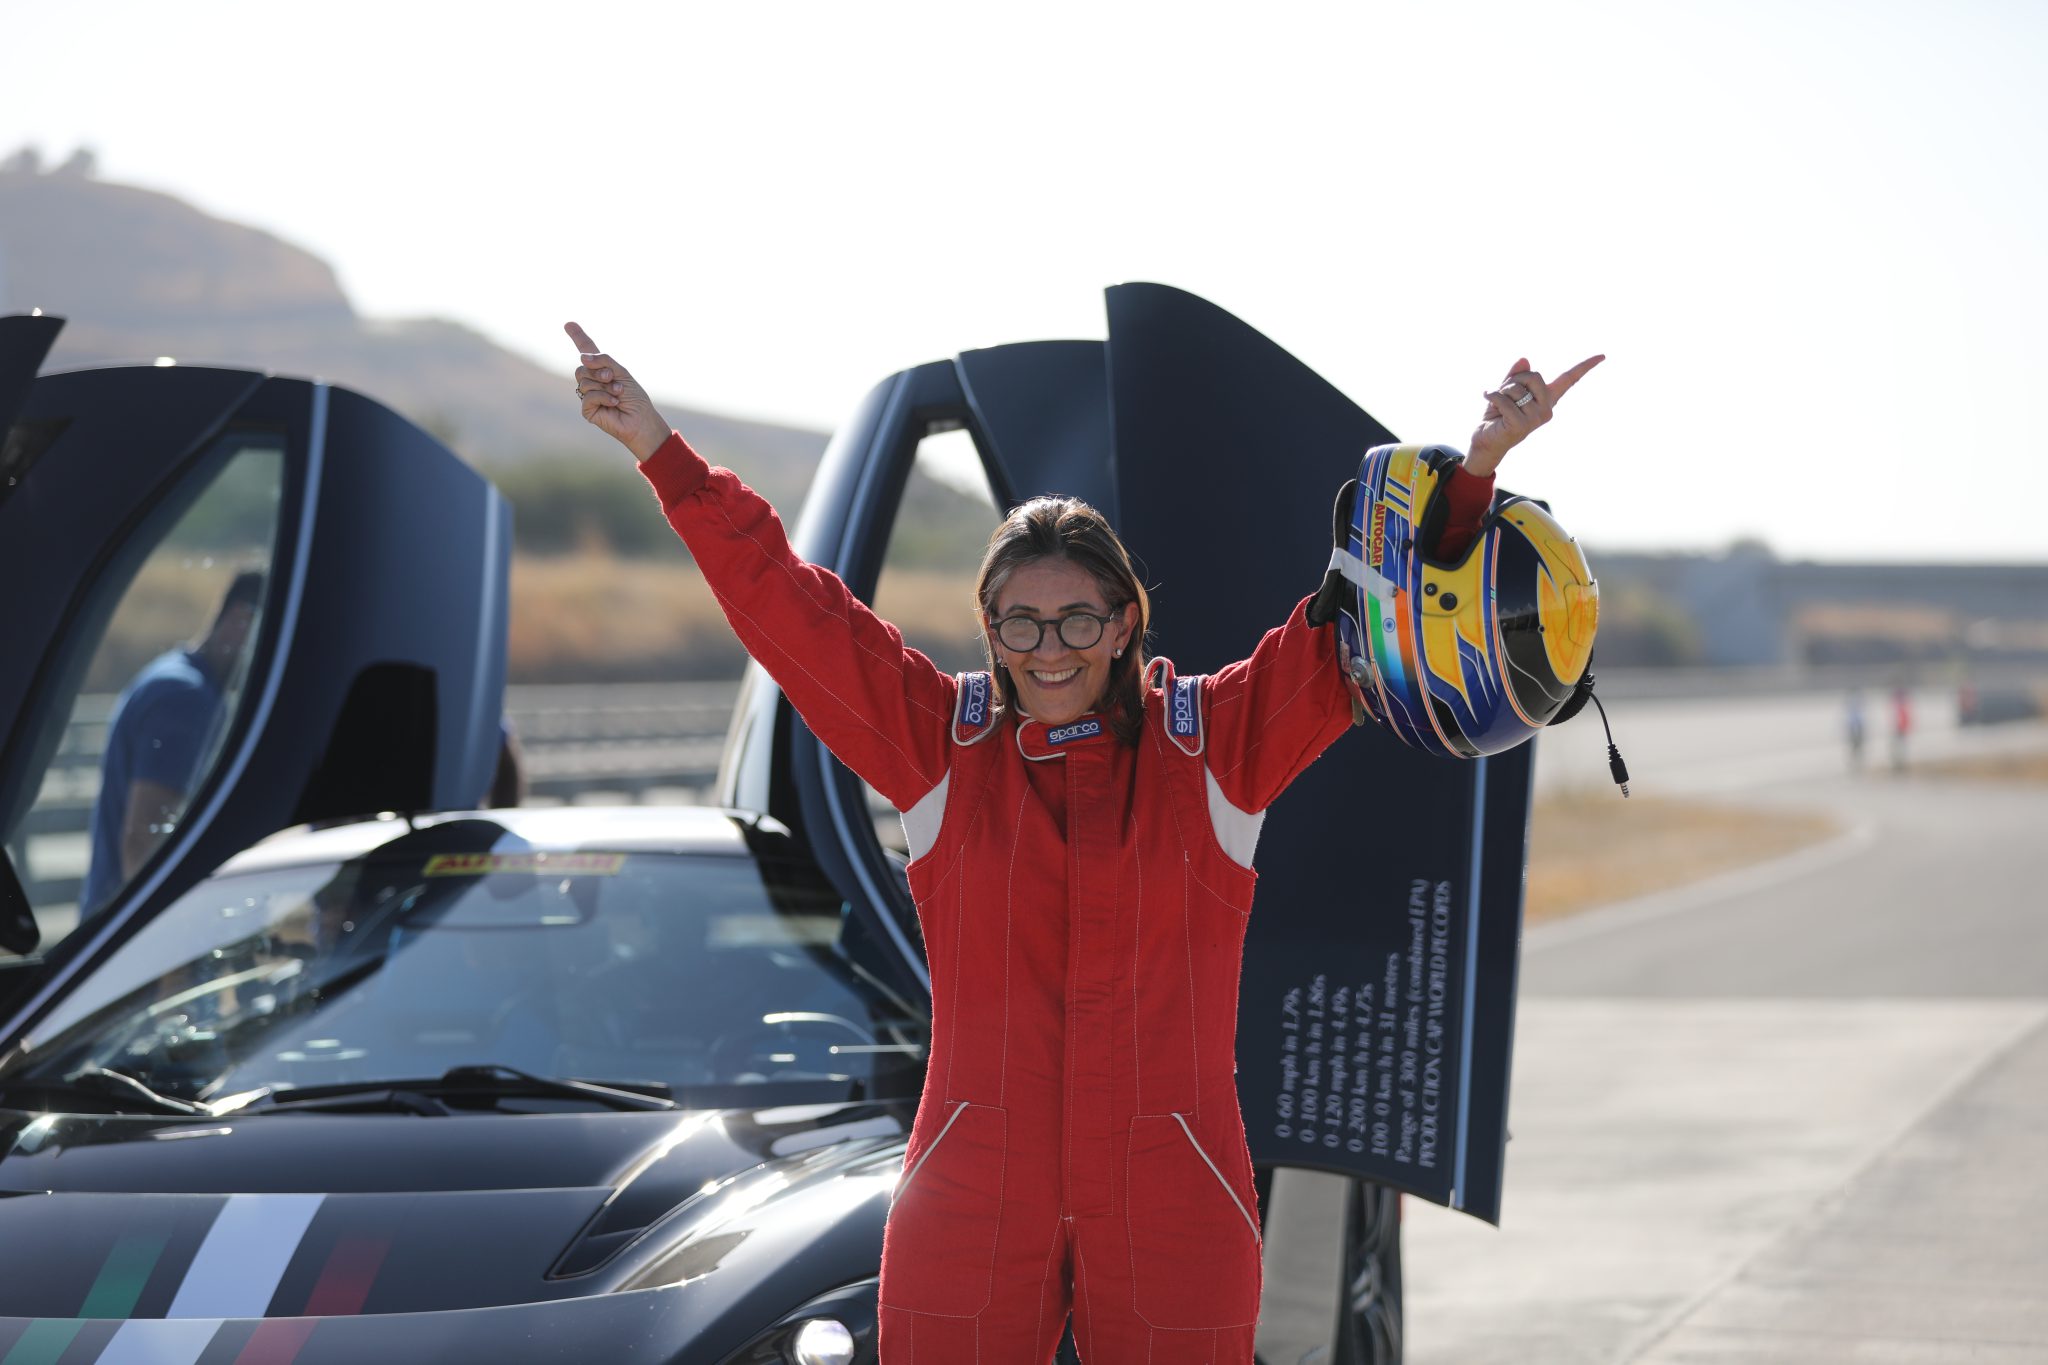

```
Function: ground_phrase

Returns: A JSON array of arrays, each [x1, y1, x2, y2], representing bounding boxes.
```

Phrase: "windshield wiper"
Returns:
[[0, 1067, 210, 1117], [231, 1064, 676, 1115], [442, 1065, 677, 1111]]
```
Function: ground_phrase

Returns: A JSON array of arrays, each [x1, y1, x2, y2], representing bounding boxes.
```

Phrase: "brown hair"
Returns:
[[974, 496, 1151, 744]]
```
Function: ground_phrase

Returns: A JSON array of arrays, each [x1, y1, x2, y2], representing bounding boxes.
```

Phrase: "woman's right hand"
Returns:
[[566, 321, 672, 462]]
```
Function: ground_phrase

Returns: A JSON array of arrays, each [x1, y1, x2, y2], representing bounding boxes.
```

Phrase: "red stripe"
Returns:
[[232, 1319, 318, 1365], [301, 1237, 389, 1316]]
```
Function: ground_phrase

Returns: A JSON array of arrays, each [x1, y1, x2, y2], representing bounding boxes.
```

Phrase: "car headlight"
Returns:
[[789, 1318, 855, 1365]]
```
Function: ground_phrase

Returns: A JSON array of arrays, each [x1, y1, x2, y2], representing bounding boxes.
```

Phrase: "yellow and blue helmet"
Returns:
[[1316, 443, 1599, 759]]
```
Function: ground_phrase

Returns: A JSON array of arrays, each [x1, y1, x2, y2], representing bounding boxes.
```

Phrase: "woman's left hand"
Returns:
[[1466, 354, 1604, 478]]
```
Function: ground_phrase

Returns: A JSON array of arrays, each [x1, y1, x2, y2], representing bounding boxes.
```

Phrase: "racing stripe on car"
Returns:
[[0, 1318, 92, 1365], [81, 1231, 173, 1319], [95, 1317, 220, 1364], [0, 1194, 340, 1365], [299, 1238, 389, 1317], [167, 1195, 326, 1320], [226, 1319, 318, 1364]]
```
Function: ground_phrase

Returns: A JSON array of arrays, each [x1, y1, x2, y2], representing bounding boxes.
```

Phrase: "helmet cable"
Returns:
[[1584, 687, 1630, 797]]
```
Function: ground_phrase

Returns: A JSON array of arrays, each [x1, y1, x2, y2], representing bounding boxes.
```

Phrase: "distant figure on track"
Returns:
[[1844, 689, 1867, 771], [1889, 685, 1913, 773]]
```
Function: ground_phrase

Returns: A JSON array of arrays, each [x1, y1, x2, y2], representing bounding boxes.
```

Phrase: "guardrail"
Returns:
[[13, 667, 2040, 914], [507, 680, 742, 803]]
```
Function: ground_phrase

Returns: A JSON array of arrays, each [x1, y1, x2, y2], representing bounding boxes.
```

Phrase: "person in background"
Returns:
[[1890, 684, 1913, 772], [1844, 688, 1867, 770], [486, 715, 528, 808], [81, 570, 264, 919]]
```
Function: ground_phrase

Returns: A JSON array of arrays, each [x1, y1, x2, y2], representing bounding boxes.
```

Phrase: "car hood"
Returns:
[[0, 1100, 909, 1337]]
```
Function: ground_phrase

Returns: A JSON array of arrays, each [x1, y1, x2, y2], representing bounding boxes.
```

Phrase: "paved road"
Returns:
[[1530, 685, 1963, 798], [1399, 705, 2048, 1362]]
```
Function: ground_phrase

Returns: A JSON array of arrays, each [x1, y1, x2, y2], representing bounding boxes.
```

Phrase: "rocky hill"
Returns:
[[0, 154, 828, 500]]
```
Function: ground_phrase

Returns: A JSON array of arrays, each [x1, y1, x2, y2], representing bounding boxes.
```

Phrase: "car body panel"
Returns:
[[0, 1281, 873, 1365], [0, 805, 915, 1361], [0, 1104, 907, 1315]]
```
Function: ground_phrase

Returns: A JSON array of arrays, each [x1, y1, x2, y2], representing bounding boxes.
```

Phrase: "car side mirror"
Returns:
[[0, 847, 38, 956]]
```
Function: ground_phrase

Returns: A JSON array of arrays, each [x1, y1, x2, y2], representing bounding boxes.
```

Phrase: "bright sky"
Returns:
[[8, 0, 2044, 561]]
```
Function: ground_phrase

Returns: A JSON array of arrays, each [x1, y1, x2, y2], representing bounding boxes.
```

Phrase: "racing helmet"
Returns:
[[1314, 443, 1599, 759]]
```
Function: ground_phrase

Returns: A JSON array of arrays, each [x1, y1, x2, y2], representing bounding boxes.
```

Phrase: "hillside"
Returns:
[[0, 157, 828, 502], [9, 155, 2037, 683]]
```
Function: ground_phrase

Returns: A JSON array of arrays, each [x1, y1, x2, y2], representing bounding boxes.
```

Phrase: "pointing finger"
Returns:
[[1548, 354, 1606, 402], [564, 321, 602, 357]]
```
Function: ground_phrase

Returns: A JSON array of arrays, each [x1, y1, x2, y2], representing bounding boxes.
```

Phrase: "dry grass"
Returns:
[[88, 548, 988, 684], [1524, 792, 1840, 924], [510, 553, 988, 680], [509, 553, 741, 681], [1913, 749, 2048, 784]]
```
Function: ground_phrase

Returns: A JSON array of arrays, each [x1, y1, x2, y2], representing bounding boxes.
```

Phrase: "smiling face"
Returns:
[[988, 557, 1139, 727]]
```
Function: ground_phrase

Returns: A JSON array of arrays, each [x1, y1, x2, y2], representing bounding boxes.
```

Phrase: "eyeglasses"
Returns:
[[991, 611, 1118, 653]]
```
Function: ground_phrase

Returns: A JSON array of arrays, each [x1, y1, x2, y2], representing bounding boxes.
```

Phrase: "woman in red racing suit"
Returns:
[[568, 322, 1599, 1364]]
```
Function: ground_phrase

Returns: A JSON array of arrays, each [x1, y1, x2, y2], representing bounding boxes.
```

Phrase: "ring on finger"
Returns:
[[1513, 390, 1535, 408]]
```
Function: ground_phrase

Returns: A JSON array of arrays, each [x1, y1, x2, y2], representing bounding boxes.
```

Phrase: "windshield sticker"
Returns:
[[708, 913, 842, 948], [422, 853, 625, 877]]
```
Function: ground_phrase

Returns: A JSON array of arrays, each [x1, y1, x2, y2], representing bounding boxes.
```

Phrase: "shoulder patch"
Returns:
[[1147, 657, 1205, 756], [953, 671, 999, 746]]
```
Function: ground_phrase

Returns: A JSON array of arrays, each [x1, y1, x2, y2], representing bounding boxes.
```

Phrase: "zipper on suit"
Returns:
[[1171, 1112, 1260, 1243], [897, 1101, 973, 1199]]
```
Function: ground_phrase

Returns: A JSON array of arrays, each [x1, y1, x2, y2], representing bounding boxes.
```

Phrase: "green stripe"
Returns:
[[79, 1231, 169, 1318], [1366, 593, 1390, 674], [0, 1320, 84, 1365]]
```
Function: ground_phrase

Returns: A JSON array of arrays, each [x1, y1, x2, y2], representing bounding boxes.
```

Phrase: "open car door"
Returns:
[[0, 315, 509, 1045], [723, 283, 1531, 1222]]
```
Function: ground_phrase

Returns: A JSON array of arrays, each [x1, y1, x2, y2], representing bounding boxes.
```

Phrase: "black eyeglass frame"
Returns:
[[988, 610, 1120, 653]]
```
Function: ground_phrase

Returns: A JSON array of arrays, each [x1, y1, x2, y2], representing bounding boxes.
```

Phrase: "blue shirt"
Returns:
[[82, 648, 226, 917]]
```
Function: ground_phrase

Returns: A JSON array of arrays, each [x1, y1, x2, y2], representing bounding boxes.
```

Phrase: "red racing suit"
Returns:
[[640, 432, 1491, 1364]]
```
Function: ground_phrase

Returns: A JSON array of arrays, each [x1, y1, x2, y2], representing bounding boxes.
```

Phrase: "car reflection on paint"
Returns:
[[0, 806, 926, 1364]]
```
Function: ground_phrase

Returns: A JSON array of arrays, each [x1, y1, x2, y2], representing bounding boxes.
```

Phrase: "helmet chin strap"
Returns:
[[1306, 478, 1360, 630]]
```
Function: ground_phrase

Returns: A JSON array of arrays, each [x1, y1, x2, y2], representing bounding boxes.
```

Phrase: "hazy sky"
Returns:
[[8, 0, 2044, 561]]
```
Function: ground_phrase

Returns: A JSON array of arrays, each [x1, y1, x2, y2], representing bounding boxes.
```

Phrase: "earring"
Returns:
[[1114, 647, 1124, 658]]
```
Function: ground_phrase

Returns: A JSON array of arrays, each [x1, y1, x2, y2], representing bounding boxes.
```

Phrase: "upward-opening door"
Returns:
[[0, 315, 509, 1044]]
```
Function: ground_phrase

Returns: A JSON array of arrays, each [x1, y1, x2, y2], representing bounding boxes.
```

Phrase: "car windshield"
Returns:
[[1, 839, 926, 1109]]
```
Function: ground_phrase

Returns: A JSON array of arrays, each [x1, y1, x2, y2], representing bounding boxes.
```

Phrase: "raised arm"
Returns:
[[567, 323, 954, 810], [1211, 352, 1606, 810]]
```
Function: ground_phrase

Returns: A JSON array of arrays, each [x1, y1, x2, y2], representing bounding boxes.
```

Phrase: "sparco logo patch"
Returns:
[[1368, 502, 1388, 568], [1171, 678, 1199, 736], [1047, 719, 1103, 745], [961, 673, 989, 726]]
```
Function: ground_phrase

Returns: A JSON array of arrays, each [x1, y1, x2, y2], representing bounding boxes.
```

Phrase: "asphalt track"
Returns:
[[1391, 695, 2048, 1363]]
